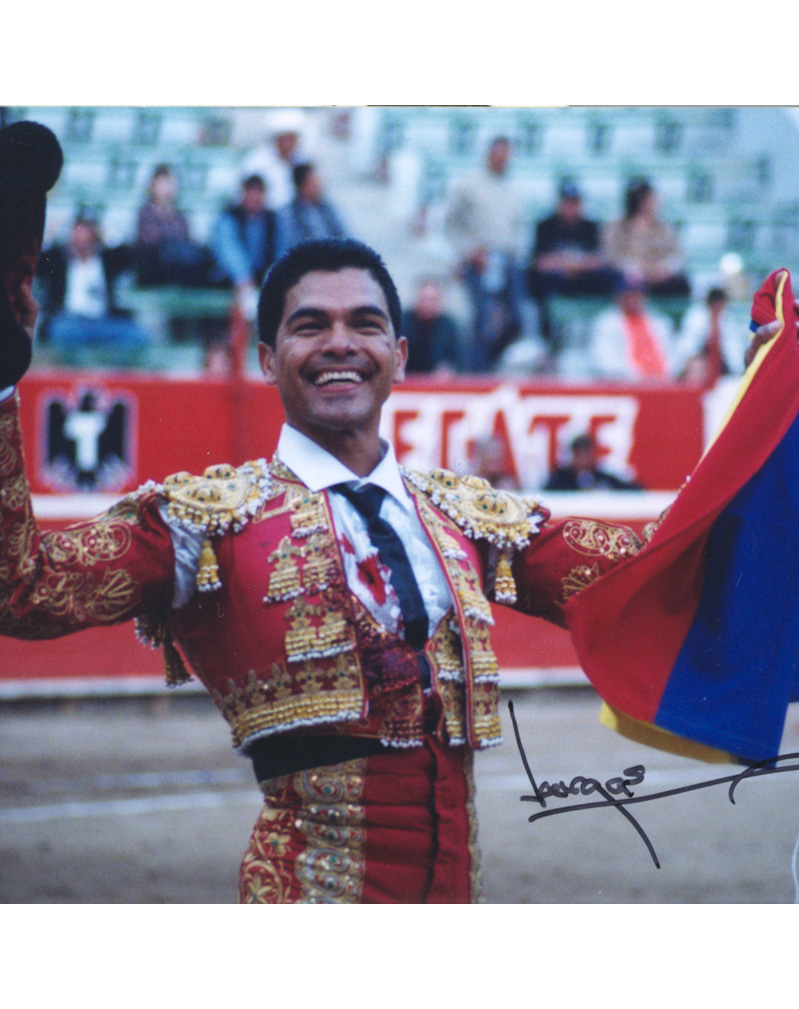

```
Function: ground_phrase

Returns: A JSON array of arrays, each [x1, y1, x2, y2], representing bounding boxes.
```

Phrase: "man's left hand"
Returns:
[[745, 298, 799, 368]]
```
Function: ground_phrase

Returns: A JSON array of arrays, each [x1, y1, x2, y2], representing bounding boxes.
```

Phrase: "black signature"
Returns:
[[508, 698, 799, 869]]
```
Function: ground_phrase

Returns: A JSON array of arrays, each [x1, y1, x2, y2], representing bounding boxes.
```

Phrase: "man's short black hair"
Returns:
[[242, 173, 266, 191], [292, 162, 315, 190], [257, 239, 403, 347]]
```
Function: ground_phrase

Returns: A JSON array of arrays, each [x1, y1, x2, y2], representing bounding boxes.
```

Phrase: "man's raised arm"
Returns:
[[0, 121, 176, 642]]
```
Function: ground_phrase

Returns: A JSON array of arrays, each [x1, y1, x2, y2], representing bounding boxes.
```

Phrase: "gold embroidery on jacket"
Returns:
[[426, 613, 464, 682], [3, 474, 29, 511], [436, 676, 468, 745], [288, 485, 328, 538], [294, 759, 367, 903], [213, 653, 364, 750], [283, 596, 355, 662], [562, 562, 602, 601], [407, 484, 502, 747], [28, 568, 138, 624], [301, 531, 338, 591], [265, 536, 305, 602], [162, 459, 275, 535], [46, 522, 133, 568], [466, 620, 500, 683], [0, 413, 20, 476], [559, 519, 644, 602], [238, 800, 298, 904], [562, 518, 642, 561], [1, 403, 141, 629], [468, 680, 502, 747], [404, 467, 547, 557]]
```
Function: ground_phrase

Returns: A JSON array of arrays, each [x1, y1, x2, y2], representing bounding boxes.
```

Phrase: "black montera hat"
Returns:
[[0, 121, 63, 387]]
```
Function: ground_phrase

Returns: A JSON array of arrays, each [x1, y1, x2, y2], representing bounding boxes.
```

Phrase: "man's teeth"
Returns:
[[314, 371, 363, 386]]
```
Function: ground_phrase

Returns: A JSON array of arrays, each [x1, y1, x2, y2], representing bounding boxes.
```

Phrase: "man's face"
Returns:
[[242, 183, 266, 214], [415, 282, 443, 320], [276, 131, 299, 160], [299, 170, 322, 203], [259, 268, 408, 446], [572, 445, 596, 471], [71, 223, 97, 259], [487, 139, 510, 175], [558, 196, 583, 223]]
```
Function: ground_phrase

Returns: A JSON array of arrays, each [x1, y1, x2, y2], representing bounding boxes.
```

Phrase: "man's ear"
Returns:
[[258, 341, 277, 384], [393, 335, 409, 384]]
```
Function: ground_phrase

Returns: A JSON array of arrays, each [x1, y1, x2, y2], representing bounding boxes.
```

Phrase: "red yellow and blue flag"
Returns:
[[565, 268, 799, 765]]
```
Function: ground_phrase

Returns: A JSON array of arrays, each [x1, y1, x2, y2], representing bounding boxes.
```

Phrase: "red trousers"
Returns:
[[238, 736, 481, 903]]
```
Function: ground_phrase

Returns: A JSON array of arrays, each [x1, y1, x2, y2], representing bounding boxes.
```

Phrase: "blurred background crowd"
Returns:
[[8, 104, 799, 384]]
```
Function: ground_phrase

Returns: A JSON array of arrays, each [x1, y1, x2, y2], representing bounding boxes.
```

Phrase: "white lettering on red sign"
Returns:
[[383, 386, 640, 489]]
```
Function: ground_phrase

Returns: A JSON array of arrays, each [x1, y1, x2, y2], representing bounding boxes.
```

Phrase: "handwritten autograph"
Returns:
[[508, 699, 799, 869]]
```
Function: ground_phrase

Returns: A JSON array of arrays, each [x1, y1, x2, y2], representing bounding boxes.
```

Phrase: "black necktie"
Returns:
[[334, 482, 429, 650]]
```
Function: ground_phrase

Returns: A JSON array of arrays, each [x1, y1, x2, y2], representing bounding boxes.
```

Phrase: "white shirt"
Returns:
[[443, 169, 527, 260], [64, 255, 107, 317], [589, 305, 677, 380], [167, 424, 455, 638]]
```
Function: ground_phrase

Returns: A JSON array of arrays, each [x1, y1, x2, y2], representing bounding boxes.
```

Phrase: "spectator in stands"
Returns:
[[545, 433, 641, 491], [603, 179, 691, 297], [239, 109, 309, 212], [675, 286, 746, 385], [527, 180, 620, 350], [443, 135, 529, 372], [36, 217, 149, 356], [589, 277, 677, 380], [275, 163, 348, 258], [468, 434, 520, 490], [401, 278, 463, 375], [134, 164, 214, 287], [210, 174, 277, 316]]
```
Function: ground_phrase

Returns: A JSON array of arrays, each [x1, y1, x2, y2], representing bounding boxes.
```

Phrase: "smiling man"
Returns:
[[3, 127, 797, 904]]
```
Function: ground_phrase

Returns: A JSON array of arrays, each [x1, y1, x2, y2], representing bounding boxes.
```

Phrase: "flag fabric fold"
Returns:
[[565, 268, 799, 764]]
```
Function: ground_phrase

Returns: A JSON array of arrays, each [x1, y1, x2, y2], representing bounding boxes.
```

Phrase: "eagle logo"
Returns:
[[41, 387, 135, 491]]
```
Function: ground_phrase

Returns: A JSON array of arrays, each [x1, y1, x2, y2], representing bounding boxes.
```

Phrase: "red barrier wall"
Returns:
[[17, 371, 704, 494]]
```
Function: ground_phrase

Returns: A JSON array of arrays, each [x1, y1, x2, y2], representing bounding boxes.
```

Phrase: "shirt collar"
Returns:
[[275, 424, 413, 512]]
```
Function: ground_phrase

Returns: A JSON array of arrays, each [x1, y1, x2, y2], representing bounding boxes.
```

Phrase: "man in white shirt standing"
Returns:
[[444, 135, 530, 371]]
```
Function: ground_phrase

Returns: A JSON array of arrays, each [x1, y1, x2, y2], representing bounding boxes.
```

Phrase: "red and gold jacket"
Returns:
[[0, 391, 648, 755]]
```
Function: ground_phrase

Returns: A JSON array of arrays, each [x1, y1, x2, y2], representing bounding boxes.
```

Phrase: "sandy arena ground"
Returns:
[[2, 686, 798, 903]]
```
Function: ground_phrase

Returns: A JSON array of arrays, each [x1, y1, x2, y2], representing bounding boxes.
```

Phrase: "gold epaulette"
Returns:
[[404, 468, 550, 605], [159, 458, 277, 592], [405, 468, 548, 548]]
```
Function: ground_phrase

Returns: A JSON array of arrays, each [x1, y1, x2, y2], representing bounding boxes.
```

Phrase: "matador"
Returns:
[[2, 121, 796, 902]]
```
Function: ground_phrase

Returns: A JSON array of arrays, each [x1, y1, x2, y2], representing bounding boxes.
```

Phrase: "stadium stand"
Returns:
[[6, 105, 799, 376]]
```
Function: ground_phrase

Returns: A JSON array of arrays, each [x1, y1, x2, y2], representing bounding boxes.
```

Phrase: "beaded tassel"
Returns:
[[135, 614, 192, 686], [196, 536, 222, 591], [493, 549, 517, 604], [163, 636, 192, 686]]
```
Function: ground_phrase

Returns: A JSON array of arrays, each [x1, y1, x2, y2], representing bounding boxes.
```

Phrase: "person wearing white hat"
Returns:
[[239, 109, 310, 212]]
